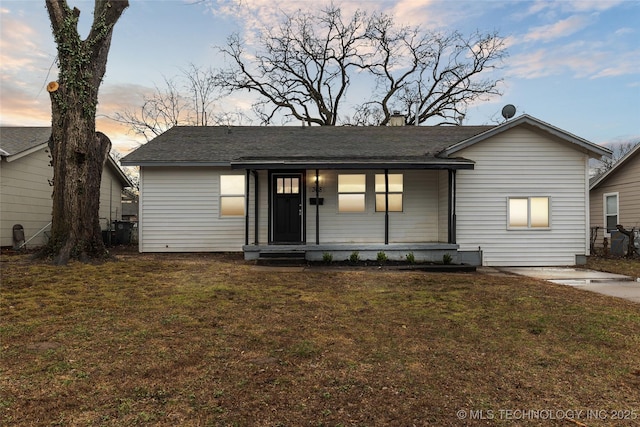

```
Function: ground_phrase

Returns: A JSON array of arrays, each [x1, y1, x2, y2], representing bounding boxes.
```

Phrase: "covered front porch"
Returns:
[[234, 157, 477, 264]]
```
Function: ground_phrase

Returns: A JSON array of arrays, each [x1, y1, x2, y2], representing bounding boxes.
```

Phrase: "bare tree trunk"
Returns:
[[44, 0, 128, 264]]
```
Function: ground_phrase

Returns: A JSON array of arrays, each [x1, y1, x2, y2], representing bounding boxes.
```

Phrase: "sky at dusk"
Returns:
[[1, 0, 639, 156]]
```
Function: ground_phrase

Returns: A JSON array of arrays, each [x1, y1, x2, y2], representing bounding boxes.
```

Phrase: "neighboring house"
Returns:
[[121, 114, 611, 266], [1, 127, 133, 248], [589, 142, 640, 253]]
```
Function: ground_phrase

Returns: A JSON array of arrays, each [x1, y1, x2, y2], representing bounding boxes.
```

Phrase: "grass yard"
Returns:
[[1, 252, 639, 426]]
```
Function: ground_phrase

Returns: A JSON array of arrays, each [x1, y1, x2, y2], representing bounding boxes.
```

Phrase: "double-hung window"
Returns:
[[375, 174, 403, 212], [508, 197, 550, 229], [604, 193, 619, 233], [220, 175, 245, 217], [338, 174, 366, 212]]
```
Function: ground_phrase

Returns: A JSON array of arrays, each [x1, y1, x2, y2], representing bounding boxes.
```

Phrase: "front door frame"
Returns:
[[268, 171, 306, 244]]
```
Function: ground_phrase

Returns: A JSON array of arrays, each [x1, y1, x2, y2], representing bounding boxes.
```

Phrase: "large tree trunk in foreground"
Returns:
[[44, 0, 128, 264]]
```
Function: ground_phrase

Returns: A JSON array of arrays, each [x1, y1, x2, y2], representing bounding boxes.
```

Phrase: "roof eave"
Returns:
[[230, 159, 475, 170], [3, 142, 49, 162], [121, 160, 231, 167]]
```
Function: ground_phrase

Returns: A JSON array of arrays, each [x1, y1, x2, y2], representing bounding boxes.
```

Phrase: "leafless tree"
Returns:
[[592, 141, 639, 177], [44, 0, 128, 264], [113, 64, 236, 141], [216, 6, 371, 126], [215, 5, 507, 126]]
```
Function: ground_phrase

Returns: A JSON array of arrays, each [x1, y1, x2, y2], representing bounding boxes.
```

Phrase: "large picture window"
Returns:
[[375, 174, 403, 212], [604, 193, 618, 233], [338, 174, 366, 212], [220, 175, 245, 217], [508, 197, 550, 229]]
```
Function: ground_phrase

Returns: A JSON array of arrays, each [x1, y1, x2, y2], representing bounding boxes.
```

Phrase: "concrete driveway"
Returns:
[[498, 267, 640, 304]]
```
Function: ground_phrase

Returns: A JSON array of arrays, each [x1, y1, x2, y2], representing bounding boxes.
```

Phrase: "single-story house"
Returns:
[[1, 127, 133, 248], [589, 142, 640, 254], [121, 114, 611, 266]]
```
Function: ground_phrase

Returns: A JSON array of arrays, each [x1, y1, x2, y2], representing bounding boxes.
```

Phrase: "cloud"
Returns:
[[523, 14, 591, 43]]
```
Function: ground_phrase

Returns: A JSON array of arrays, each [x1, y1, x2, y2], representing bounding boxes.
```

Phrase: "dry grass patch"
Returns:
[[1, 252, 639, 426]]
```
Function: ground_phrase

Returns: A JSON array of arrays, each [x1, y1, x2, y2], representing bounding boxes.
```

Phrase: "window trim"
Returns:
[[220, 174, 246, 218], [338, 174, 366, 213], [507, 196, 551, 230], [374, 173, 404, 213], [603, 192, 619, 235]]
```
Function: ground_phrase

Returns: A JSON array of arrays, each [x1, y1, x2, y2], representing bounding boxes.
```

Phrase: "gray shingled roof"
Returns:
[[120, 125, 494, 167], [1, 126, 133, 187], [0, 127, 52, 155]]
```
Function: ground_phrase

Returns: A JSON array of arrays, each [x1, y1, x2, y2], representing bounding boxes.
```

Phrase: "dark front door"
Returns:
[[273, 174, 302, 243]]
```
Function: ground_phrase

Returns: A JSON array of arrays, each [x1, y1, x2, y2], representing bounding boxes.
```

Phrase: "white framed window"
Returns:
[[338, 174, 366, 212], [220, 175, 245, 217], [375, 174, 403, 212], [604, 192, 619, 234], [508, 197, 550, 229]]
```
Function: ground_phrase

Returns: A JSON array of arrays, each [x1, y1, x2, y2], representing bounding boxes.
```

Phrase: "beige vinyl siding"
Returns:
[[455, 127, 590, 266], [305, 170, 440, 244], [437, 170, 448, 242], [0, 148, 53, 246], [1, 147, 124, 247], [99, 165, 125, 229], [590, 150, 640, 248], [139, 167, 247, 252]]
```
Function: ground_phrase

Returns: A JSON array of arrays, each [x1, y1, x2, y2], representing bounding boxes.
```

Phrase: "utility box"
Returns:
[[112, 221, 134, 245], [610, 231, 628, 257], [12, 224, 25, 250]]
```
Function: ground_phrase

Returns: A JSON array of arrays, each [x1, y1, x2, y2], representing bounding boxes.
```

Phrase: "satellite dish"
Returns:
[[501, 104, 516, 120]]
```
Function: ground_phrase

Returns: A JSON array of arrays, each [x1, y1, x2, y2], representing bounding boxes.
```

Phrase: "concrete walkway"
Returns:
[[498, 267, 640, 304]]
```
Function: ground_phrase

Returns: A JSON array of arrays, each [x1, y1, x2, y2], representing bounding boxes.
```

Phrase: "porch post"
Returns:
[[315, 169, 320, 245], [448, 169, 457, 244], [245, 169, 250, 246], [384, 169, 389, 245], [252, 170, 259, 245]]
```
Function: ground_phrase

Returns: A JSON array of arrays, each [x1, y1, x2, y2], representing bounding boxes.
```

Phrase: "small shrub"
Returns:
[[376, 251, 388, 263], [405, 252, 415, 264], [349, 251, 360, 263], [442, 253, 453, 265], [322, 252, 333, 264]]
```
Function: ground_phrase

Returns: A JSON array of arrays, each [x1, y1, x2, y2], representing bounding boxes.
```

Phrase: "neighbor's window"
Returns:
[[220, 175, 245, 217], [338, 174, 366, 212], [508, 197, 549, 229], [604, 193, 618, 233], [375, 174, 403, 212]]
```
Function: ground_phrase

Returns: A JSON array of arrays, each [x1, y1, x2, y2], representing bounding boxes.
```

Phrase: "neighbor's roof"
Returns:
[[120, 125, 493, 169], [590, 142, 640, 190], [0, 126, 133, 188]]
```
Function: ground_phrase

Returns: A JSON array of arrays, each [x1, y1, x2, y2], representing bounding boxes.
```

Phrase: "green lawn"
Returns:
[[1, 252, 639, 426]]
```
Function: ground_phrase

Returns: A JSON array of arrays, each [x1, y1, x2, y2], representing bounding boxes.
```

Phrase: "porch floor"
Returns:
[[243, 242, 461, 263]]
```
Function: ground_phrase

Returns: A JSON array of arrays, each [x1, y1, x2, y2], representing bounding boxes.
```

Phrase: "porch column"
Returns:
[[245, 169, 250, 246], [384, 169, 389, 245], [448, 169, 457, 244], [315, 169, 320, 245], [252, 170, 259, 245]]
